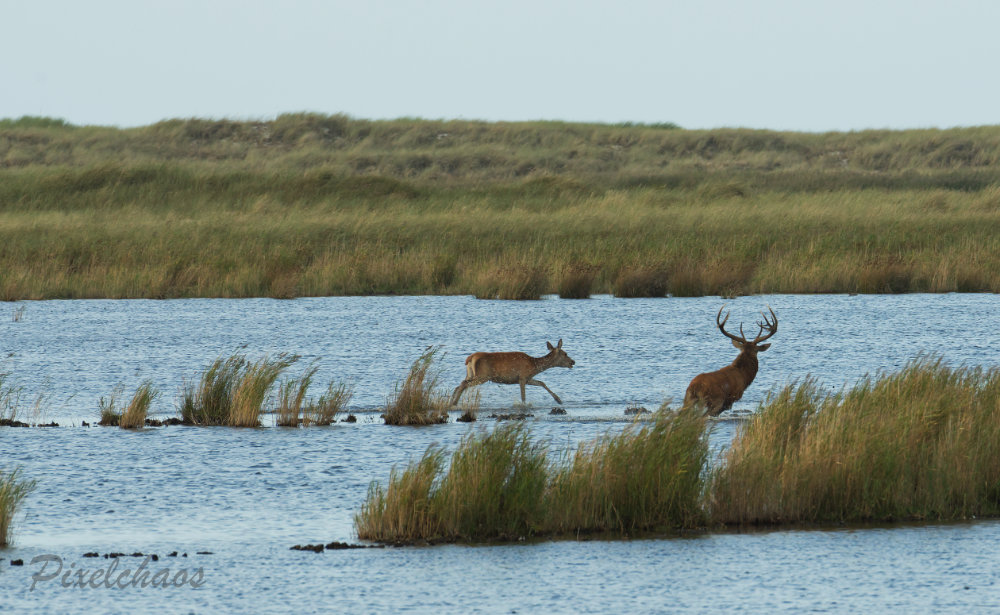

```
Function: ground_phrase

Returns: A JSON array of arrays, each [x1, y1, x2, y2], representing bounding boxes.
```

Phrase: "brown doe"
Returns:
[[449, 339, 576, 407], [684, 305, 777, 416]]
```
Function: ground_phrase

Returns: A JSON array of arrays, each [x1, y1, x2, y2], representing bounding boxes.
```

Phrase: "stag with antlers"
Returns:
[[684, 305, 777, 416], [449, 339, 576, 407]]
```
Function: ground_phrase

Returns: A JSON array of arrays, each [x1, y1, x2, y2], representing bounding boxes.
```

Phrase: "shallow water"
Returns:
[[2, 294, 1000, 613]]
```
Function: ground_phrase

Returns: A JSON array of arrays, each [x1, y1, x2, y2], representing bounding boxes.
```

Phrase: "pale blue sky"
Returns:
[[3, 0, 998, 131]]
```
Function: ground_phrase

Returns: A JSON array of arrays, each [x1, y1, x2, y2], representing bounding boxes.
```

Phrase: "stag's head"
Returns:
[[716, 305, 778, 358], [546, 339, 576, 369]]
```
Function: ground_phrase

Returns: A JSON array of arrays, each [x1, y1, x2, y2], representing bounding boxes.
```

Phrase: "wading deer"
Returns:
[[449, 339, 576, 407], [684, 305, 777, 416]]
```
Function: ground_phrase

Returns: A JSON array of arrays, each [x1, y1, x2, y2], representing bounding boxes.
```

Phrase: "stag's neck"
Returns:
[[731, 352, 759, 384]]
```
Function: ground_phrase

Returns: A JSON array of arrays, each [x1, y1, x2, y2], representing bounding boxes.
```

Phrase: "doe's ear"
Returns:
[[557, 338, 563, 348], [547, 341, 555, 351], [757, 343, 771, 352]]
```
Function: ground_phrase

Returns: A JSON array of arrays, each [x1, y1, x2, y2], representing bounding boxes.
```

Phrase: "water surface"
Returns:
[[2, 294, 1000, 613]]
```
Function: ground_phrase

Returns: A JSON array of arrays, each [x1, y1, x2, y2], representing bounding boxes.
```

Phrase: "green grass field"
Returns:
[[3, 114, 1000, 299]]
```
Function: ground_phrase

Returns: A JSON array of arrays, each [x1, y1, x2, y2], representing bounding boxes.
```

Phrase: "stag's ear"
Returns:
[[547, 341, 555, 351], [757, 343, 771, 352], [732, 339, 742, 349]]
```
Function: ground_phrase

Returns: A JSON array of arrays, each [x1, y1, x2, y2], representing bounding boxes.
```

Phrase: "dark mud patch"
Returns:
[[489, 412, 532, 421], [290, 541, 385, 552]]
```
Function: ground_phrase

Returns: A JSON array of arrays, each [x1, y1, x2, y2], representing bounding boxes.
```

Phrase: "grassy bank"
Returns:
[[355, 409, 707, 542], [3, 116, 1000, 299], [356, 359, 1000, 543]]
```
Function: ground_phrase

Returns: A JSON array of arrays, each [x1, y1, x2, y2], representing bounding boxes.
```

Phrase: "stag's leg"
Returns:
[[519, 379, 527, 403], [526, 378, 562, 405]]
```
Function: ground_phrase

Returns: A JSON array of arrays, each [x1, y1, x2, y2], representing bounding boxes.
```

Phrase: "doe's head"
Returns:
[[546, 339, 575, 369]]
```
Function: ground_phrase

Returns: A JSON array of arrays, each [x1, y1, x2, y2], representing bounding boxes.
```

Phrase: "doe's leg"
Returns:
[[526, 378, 562, 405]]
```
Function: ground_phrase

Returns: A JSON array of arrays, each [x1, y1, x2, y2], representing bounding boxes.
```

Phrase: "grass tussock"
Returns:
[[277, 364, 354, 426], [355, 408, 708, 543], [709, 357, 1000, 525], [557, 265, 597, 299], [472, 266, 548, 300], [383, 346, 449, 426], [0, 468, 36, 547], [98, 381, 159, 428], [180, 353, 297, 426], [303, 381, 353, 426], [612, 268, 668, 298], [546, 407, 708, 534]]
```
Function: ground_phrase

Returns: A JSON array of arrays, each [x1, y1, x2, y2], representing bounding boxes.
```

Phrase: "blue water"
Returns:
[[2, 294, 1000, 613]]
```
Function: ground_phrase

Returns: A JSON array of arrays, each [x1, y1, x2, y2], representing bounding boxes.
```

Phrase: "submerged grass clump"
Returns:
[[98, 381, 160, 428], [180, 353, 297, 426], [355, 408, 708, 543], [709, 357, 1000, 525], [277, 364, 354, 426], [0, 468, 35, 547], [383, 346, 449, 426]]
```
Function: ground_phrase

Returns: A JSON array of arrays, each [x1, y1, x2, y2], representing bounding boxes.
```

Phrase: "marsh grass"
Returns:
[[612, 268, 668, 298], [303, 381, 353, 426], [181, 353, 297, 426], [355, 408, 708, 543], [457, 389, 481, 423], [0, 468, 35, 547], [557, 265, 596, 299], [276, 366, 317, 427], [472, 266, 547, 300], [4, 118, 1000, 298], [546, 407, 708, 534], [709, 358, 1000, 525], [97, 381, 159, 428], [383, 346, 449, 425], [0, 372, 24, 424], [277, 364, 353, 426]]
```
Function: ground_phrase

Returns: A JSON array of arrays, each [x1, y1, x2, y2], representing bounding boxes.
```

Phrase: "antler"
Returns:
[[716, 305, 747, 343], [750, 305, 778, 343], [716, 304, 777, 344]]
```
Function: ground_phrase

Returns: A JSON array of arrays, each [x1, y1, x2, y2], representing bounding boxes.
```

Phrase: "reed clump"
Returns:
[[472, 266, 548, 301], [180, 353, 297, 426], [709, 358, 1000, 526], [355, 408, 708, 543], [303, 381, 353, 426], [383, 346, 449, 426], [557, 265, 597, 299], [546, 407, 708, 534], [277, 364, 354, 426], [98, 381, 159, 428], [612, 268, 668, 298], [0, 468, 36, 546]]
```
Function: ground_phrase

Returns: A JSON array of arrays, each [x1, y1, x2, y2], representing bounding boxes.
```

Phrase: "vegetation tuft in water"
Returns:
[[180, 354, 298, 427], [0, 467, 35, 546], [383, 346, 449, 426]]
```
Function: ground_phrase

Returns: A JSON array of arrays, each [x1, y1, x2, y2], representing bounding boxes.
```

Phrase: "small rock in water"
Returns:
[[624, 404, 650, 416], [549, 407, 567, 415]]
